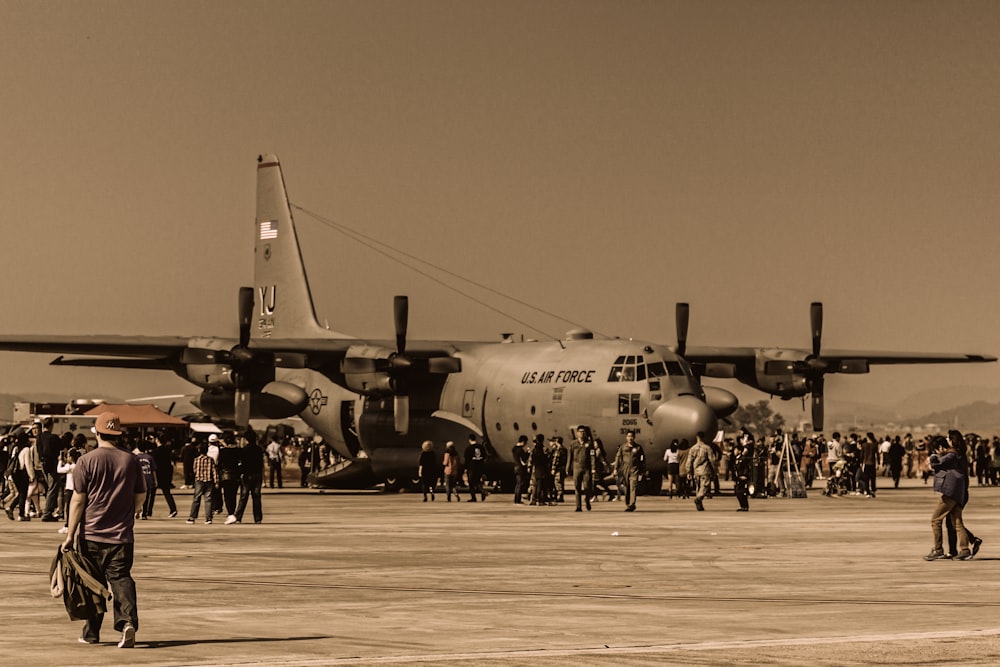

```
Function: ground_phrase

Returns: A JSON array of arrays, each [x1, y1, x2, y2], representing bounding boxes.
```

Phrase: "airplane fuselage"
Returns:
[[279, 335, 718, 480]]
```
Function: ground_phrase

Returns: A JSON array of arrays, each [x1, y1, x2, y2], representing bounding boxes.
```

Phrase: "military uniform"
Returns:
[[567, 438, 595, 511], [549, 439, 567, 502], [683, 437, 717, 511], [613, 436, 646, 511]]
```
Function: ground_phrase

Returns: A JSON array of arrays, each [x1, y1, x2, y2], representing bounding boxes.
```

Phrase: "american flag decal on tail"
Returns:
[[259, 220, 279, 240]]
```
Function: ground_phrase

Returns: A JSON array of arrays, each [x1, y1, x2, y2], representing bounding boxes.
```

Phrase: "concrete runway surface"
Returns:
[[1, 477, 998, 666]]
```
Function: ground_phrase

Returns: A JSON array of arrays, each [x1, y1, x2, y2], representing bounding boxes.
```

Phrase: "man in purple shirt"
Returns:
[[62, 411, 145, 648]]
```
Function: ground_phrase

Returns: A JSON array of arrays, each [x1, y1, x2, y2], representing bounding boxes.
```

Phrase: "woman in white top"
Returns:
[[56, 449, 81, 534], [663, 440, 680, 498]]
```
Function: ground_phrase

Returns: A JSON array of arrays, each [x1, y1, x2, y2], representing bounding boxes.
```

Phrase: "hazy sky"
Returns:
[[2, 1, 999, 412]]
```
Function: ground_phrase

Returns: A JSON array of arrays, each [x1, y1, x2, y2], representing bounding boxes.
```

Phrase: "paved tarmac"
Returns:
[[2, 476, 999, 666]]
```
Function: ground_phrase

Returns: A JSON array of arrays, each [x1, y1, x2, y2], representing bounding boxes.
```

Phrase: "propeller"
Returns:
[[180, 287, 308, 428], [340, 295, 461, 435], [392, 295, 410, 434], [233, 287, 255, 427], [811, 375, 824, 432], [765, 302, 829, 430], [676, 302, 689, 358], [810, 301, 822, 359], [806, 302, 826, 431]]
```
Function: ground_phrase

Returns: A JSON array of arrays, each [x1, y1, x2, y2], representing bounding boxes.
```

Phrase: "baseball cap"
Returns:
[[208, 434, 219, 442], [93, 411, 123, 436]]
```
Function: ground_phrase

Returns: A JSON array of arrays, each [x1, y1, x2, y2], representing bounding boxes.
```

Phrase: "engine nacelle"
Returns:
[[703, 386, 739, 418], [341, 344, 395, 396], [754, 373, 808, 399], [195, 381, 309, 420], [184, 364, 236, 390]]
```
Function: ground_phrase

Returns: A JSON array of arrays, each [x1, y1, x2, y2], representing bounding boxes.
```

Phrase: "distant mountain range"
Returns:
[[773, 385, 1000, 434]]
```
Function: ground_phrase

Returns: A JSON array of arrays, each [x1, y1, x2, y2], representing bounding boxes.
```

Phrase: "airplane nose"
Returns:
[[651, 395, 718, 449]]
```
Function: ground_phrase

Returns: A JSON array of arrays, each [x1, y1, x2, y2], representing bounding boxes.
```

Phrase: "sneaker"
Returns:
[[57, 526, 68, 534], [168, 511, 177, 518], [924, 549, 948, 561], [956, 551, 974, 561], [185, 518, 195, 524], [224, 515, 237, 525], [204, 519, 212, 525], [972, 537, 983, 557], [118, 624, 135, 648], [78, 637, 99, 645]]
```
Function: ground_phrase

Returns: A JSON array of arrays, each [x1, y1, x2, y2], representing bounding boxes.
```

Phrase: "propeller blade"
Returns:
[[394, 295, 408, 356], [676, 302, 689, 357], [235, 390, 251, 428], [394, 395, 410, 434], [810, 302, 823, 358], [811, 376, 824, 432], [239, 287, 254, 348]]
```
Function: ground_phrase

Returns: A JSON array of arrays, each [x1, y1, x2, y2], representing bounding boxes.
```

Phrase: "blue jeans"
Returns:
[[189, 480, 215, 521], [81, 539, 138, 642]]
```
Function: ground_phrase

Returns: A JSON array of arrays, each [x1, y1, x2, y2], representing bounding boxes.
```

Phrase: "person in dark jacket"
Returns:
[[925, 431, 972, 560], [150, 435, 177, 518], [235, 430, 265, 524], [511, 435, 529, 505], [38, 418, 65, 522], [528, 435, 550, 506], [417, 441, 439, 502], [217, 437, 242, 524], [463, 435, 488, 502]]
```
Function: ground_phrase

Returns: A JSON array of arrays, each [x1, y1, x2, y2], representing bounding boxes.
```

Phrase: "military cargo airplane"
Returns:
[[0, 155, 993, 488]]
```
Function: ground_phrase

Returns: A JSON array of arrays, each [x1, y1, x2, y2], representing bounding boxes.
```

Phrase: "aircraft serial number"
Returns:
[[521, 370, 596, 385]]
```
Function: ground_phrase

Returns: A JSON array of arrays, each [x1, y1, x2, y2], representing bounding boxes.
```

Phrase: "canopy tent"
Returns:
[[188, 422, 223, 434], [84, 403, 188, 427]]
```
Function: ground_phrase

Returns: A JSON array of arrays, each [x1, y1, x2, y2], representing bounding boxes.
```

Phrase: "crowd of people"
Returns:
[[0, 419, 300, 528], [714, 428, 1000, 500], [415, 427, 653, 511]]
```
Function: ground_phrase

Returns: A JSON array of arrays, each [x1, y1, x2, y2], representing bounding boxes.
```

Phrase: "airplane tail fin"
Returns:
[[254, 154, 349, 340]]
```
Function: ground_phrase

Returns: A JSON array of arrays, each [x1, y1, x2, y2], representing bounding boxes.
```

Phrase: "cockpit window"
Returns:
[[615, 357, 689, 382], [665, 361, 687, 376], [608, 354, 647, 382]]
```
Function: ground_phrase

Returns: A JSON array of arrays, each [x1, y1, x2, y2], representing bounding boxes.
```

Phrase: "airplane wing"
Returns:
[[682, 346, 997, 367], [813, 350, 997, 365], [0, 335, 194, 369], [0, 334, 462, 371], [682, 341, 995, 432]]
